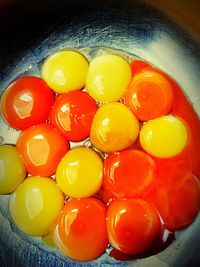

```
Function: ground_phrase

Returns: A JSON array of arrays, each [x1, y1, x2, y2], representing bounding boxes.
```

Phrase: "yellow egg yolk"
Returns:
[[10, 176, 64, 236], [41, 50, 88, 93], [86, 54, 132, 102], [140, 115, 188, 158], [90, 102, 139, 153], [0, 145, 26, 194], [56, 147, 103, 198]]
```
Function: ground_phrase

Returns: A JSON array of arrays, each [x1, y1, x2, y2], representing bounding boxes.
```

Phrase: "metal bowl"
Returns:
[[0, 1, 200, 266]]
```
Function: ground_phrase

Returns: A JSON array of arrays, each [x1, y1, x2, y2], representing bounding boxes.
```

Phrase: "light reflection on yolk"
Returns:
[[10, 176, 64, 236], [53, 198, 108, 261], [27, 135, 50, 166], [25, 188, 43, 219], [0, 145, 26, 194], [56, 147, 103, 198], [86, 54, 132, 102], [90, 102, 139, 153], [140, 115, 188, 158], [86, 55, 132, 102], [58, 104, 71, 132], [42, 50, 89, 94], [13, 92, 33, 119]]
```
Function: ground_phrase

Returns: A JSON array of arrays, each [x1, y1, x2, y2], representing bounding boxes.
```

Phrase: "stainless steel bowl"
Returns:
[[0, 1, 200, 266]]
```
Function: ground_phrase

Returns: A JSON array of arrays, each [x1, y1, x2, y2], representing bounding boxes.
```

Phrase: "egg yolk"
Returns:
[[140, 115, 188, 158], [53, 198, 108, 261], [41, 50, 89, 93], [107, 198, 160, 254], [86, 54, 132, 102], [0, 145, 26, 194], [56, 147, 103, 198], [123, 70, 174, 121], [10, 176, 64, 236], [103, 149, 156, 198], [90, 102, 139, 153]]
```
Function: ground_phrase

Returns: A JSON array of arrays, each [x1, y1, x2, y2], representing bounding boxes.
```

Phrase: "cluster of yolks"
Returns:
[[0, 49, 198, 262]]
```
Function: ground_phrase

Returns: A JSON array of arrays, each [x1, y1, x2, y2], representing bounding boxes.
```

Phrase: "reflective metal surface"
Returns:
[[0, 1, 200, 266]]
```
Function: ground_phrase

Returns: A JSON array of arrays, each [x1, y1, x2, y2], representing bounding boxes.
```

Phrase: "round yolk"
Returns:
[[16, 123, 69, 177], [41, 50, 89, 93], [86, 54, 132, 102], [50, 91, 98, 142], [0, 76, 54, 130], [123, 70, 174, 121], [53, 198, 108, 261], [90, 102, 139, 153], [140, 115, 188, 158], [103, 149, 156, 198], [107, 198, 160, 254], [0, 145, 26, 194], [10, 176, 64, 236], [56, 147, 103, 198]]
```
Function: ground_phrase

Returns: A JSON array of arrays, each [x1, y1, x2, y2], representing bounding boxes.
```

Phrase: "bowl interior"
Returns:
[[0, 1, 200, 266]]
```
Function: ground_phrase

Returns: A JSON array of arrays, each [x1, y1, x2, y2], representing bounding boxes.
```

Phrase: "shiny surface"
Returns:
[[130, 60, 151, 76], [140, 65, 200, 177], [170, 75, 200, 178], [50, 91, 98, 142], [10, 176, 64, 236], [140, 115, 188, 158], [145, 171, 200, 231], [86, 54, 132, 102], [53, 198, 108, 261], [0, 77, 54, 130], [103, 149, 156, 198], [42, 50, 89, 93], [0, 1, 200, 266], [16, 123, 69, 176], [0, 145, 26, 194], [123, 70, 174, 121], [107, 198, 160, 254], [90, 102, 139, 153], [56, 147, 103, 198]]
